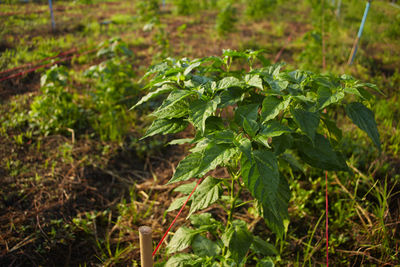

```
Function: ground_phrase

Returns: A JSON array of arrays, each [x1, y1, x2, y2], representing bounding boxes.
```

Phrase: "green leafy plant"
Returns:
[[28, 65, 85, 136], [84, 38, 138, 142], [136, 0, 160, 22], [25, 38, 138, 142], [133, 49, 381, 265]]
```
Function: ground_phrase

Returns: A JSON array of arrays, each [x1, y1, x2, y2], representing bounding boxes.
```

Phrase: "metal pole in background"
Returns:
[[48, 0, 56, 31], [348, 0, 372, 65]]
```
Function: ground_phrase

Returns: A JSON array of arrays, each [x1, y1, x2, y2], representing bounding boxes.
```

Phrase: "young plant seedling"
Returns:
[[133, 49, 381, 265]]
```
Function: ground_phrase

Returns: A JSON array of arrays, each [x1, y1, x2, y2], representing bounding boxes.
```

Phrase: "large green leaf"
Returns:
[[317, 87, 344, 110], [241, 150, 289, 236], [235, 136, 252, 162], [169, 152, 203, 184], [167, 227, 203, 253], [245, 74, 263, 90], [221, 220, 253, 264], [241, 150, 280, 202], [218, 77, 242, 90], [197, 142, 239, 177], [258, 121, 291, 138], [165, 253, 202, 267], [294, 134, 348, 171], [234, 104, 259, 126], [130, 84, 174, 110], [192, 235, 221, 257], [167, 196, 189, 212], [261, 176, 290, 237], [153, 90, 192, 119], [219, 87, 244, 107], [188, 177, 221, 217], [183, 61, 202, 76], [357, 82, 384, 95], [154, 100, 189, 119], [261, 96, 290, 123], [322, 117, 342, 142], [173, 182, 197, 194], [204, 116, 225, 134], [272, 134, 293, 156], [345, 102, 381, 151], [189, 97, 220, 133], [190, 213, 222, 229], [251, 236, 278, 256], [243, 117, 259, 137], [206, 130, 235, 144], [171, 142, 238, 184], [142, 118, 188, 139], [291, 108, 320, 144], [264, 77, 289, 93]]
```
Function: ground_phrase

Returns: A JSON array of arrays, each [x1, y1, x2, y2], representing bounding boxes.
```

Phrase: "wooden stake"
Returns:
[[139, 226, 153, 267]]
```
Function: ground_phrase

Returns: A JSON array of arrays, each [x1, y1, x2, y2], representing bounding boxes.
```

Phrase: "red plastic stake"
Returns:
[[325, 170, 329, 266]]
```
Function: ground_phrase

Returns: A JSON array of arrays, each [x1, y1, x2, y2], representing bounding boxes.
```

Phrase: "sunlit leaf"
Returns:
[[142, 118, 188, 139], [192, 235, 221, 257], [345, 102, 381, 151], [261, 96, 290, 123], [188, 177, 221, 217]]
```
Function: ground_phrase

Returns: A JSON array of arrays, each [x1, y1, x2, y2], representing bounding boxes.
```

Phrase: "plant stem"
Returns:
[[227, 175, 242, 228]]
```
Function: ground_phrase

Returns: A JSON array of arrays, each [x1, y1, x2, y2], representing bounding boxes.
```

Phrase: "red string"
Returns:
[[152, 178, 203, 257], [325, 170, 329, 267], [0, 48, 97, 82], [0, 48, 77, 76]]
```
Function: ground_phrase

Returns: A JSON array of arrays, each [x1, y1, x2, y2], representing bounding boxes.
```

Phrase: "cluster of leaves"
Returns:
[[84, 38, 139, 141], [134, 49, 381, 265], [29, 66, 85, 136], [136, 0, 160, 22], [166, 211, 277, 266], [27, 38, 138, 141]]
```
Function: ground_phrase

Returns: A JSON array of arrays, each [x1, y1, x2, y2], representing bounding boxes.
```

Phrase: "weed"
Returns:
[[28, 65, 85, 136], [84, 38, 139, 142]]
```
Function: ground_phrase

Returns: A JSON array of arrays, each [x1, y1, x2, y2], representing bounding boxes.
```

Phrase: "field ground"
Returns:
[[0, 0, 399, 266]]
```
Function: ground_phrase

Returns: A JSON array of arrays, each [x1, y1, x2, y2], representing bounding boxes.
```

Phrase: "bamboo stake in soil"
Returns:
[[139, 226, 153, 267]]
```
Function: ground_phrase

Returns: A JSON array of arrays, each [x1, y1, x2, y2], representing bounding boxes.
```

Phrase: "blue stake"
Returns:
[[336, 0, 342, 18], [162, 0, 165, 9], [348, 0, 371, 65], [48, 0, 56, 31]]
